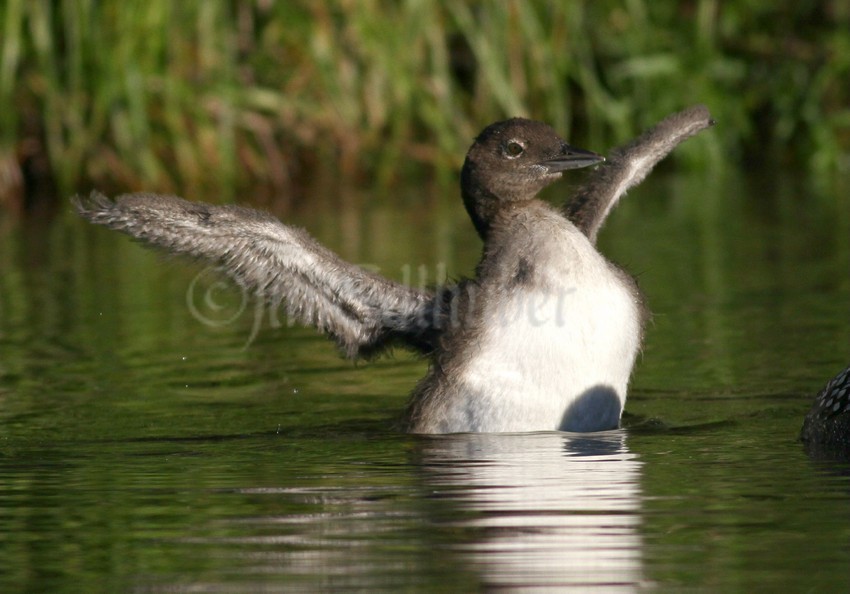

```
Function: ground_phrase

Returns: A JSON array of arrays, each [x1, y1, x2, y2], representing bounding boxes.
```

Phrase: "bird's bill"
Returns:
[[542, 147, 605, 172]]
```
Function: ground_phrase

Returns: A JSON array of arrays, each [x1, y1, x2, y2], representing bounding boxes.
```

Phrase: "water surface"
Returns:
[[1, 166, 849, 592]]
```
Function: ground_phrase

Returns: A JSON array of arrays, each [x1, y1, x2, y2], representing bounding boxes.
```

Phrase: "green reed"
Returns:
[[0, 1, 848, 207]]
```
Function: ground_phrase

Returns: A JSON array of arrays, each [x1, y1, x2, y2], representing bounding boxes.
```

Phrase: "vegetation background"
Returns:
[[1, 1, 849, 211]]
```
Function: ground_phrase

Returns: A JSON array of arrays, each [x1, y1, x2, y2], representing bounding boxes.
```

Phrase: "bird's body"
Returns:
[[406, 199, 642, 433], [75, 106, 714, 434], [800, 364, 850, 449]]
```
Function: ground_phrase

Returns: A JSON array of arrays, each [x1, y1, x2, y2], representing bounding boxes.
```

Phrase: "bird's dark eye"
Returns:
[[504, 141, 525, 158]]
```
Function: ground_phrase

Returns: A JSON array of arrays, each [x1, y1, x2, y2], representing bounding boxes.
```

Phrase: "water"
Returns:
[[1, 166, 849, 592]]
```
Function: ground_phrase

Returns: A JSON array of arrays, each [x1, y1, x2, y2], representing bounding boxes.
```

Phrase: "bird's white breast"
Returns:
[[453, 214, 641, 433]]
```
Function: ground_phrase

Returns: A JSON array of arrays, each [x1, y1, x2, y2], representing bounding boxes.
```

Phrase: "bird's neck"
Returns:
[[461, 160, 524, 241], [461, 182, 497, 240]]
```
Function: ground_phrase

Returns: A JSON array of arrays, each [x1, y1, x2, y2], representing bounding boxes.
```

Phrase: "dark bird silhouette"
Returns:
[[74, 105, 714, 434], [801, 364, 850, 451]]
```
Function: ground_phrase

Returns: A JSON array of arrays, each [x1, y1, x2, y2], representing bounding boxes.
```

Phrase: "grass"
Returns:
[[1, 1, 849, 209]]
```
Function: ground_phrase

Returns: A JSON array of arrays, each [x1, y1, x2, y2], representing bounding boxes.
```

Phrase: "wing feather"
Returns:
[[566, 105, 715, 243], [74, 192, 436, 357]]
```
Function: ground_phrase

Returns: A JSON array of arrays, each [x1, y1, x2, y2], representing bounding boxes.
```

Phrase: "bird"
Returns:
[[74, 105, 714, 434], [800, 364, 850, 449]]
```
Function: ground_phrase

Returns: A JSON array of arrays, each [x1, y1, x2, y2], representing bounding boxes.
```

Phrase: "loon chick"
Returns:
[[800, 364, 850, 449], [74, 105, 714, 434]]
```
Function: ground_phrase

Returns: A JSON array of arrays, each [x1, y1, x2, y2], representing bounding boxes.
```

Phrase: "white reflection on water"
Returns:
[[415, 431, 646, 592], [142, 432, 645, 592]]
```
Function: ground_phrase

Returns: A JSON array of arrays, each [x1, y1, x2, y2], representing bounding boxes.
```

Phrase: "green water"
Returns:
[[1, 166, 849, 592]]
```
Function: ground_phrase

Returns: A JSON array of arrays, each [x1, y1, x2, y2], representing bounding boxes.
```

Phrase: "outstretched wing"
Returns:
[[74, 192, 436, 358], [565, 104, 715, 243]]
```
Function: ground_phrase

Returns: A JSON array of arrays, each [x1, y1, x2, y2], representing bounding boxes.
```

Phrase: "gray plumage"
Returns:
[[74, 193, 435, 358], [566, 104, 714, 243], [74, 105, 714, 433]]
